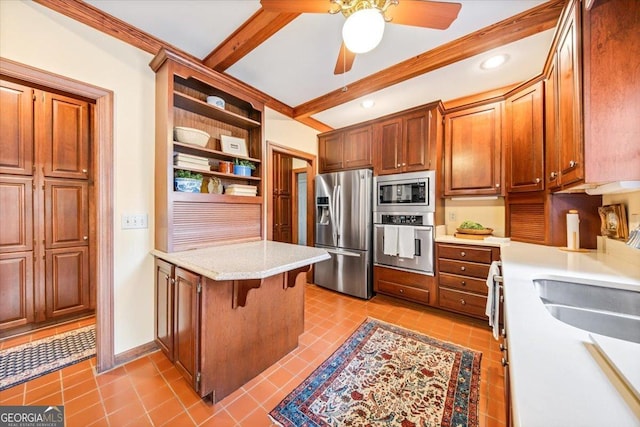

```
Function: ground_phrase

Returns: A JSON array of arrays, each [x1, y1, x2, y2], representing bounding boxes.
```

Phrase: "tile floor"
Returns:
[[0, 284, 507, 426]]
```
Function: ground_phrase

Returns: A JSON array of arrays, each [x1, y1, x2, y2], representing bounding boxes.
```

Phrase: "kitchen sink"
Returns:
[[533, 279, 640, 344]]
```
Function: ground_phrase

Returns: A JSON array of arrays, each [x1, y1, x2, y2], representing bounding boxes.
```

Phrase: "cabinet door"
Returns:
[[505, 81, 544, 192], [0, 176, 33, 253], [44, 246, 90, 319], [319, 132, 344, 172], [155, 259, 174, 361], [272, 152, 293, 243], [374, 117, 403, 175], [556, 1, 584, 186], [344, 125, 372, 169], [174, 267, 201, 391], [0, 80, 34, 175], [444, 102, 503, 196], [0, 251, 34, 330], [39, 91, 90, 179], [44, 179, 89, 249], [403, 110, 430, 172], [545, 60, 561, 189]]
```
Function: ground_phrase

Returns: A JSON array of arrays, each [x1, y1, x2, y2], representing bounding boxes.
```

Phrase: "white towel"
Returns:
[[398, 227, 415, 259], [485, 260, 501, 340], [383, 225, 399, 256]]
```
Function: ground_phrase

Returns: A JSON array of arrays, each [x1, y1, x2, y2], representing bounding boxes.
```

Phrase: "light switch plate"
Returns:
[[122, 214, 148, 229]]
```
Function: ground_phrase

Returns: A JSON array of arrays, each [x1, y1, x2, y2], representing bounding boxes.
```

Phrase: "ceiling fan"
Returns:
[[260, 0, 462, 74]]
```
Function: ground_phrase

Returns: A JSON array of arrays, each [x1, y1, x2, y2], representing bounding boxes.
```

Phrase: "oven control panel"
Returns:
[[380, 215, 424, 225]]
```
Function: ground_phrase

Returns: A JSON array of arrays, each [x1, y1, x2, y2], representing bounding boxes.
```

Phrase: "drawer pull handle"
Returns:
[[460, 251, 466, 257], [460, 266, 466, 271], [459, 299, 466, 305], [461, 281, 466, 286]]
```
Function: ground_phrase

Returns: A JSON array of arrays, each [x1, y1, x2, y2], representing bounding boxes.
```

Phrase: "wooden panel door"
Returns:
[[444, 102, 503, 196], [0, 80, 33, 175], [39, 91, 90, 179], [0, 251, 34, 330], [403, 110, 429, 172], [155, 258, 174, 361], [505, 81, 544, 192], [273, 152, 293, 243], [556, 0, 583, 187], [318, 132, 344, 172], [374, 117, 403, 175], [545, 59, 561, 190], [174, 267, 201, 391], [44, 179, 89, 249], [344, 125, 372, 169], [0, 176, 33, 253], [44, 246, 89, 319]]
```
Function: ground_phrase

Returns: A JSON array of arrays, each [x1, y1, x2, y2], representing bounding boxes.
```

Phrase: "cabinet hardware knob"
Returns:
[[461, 281, 466, 286], [399, 289, 404, 293], [459, 299, 466, 305], [501, 328, 507, 338], [501, 357, 509, 367], [460, 251, 466, 257], [82, 169, 88, 173], [550, 171, 558, 180], [569, 160, 577, 168], [535, 178, 541, 183], [397, 164, 400, 168], [83, 236, 88, 240], [402, 163, 406, 166], [460, 266, 466, 271], [500, 343, 506, 351], [165, 274, 169, 280], [495, 183, 500, 188], [171, 278, 175, 284]]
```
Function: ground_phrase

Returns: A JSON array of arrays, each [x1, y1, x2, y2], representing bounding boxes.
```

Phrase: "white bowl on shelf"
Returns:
[[174, 126, 210, 147], [206, 96, 225, 109]]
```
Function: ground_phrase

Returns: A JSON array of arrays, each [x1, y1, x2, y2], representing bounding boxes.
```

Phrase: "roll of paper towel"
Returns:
[[566, 210, 580, 250]]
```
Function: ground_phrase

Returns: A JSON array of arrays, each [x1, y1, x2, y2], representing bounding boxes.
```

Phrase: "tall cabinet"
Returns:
[[0, 79, 93, 333]]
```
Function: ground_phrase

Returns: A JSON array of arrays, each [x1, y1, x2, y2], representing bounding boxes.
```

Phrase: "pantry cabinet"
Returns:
[[150, 49, 265, 252], [318, 124, 372, 173], [444, 101, 503, 196]]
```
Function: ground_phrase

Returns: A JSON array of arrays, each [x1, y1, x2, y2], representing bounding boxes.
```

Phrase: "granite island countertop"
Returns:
[[151, 240, 330, 281]]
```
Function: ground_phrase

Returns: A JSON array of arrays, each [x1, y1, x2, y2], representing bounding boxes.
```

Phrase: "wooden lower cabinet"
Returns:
[[436, 243, 500, 320], [154, 258, 174, 360], [0, 251, 34, 330], [373, 266, 435, 306], [173, 267, 201, 390], [44, 247, 90, 319]]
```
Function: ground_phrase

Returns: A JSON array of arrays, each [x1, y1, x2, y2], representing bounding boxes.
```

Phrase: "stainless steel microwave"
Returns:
[[374, 170, 436, 213]]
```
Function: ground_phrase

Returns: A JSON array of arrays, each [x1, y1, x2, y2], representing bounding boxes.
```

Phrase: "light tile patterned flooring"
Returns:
[[0, 284, 506, 426]]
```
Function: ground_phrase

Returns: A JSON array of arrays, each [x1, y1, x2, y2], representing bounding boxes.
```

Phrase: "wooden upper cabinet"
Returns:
[[318, 132, 344, 172], [44, 179, 89, 249], [505, 81, 544, 193], [375, 117, 403, 175], [318, 124, 372, 172], [545, 59, 561, 190], [444, 102, 503, 196], [404, 109, 430, 172], [0, 176, 33, 253], [0, 80, 34, 176], [39, 91, 89, 179]]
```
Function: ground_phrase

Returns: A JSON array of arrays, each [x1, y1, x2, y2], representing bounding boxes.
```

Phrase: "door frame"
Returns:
[[266, 141, 315, 247], [1, 58, 115, 372]]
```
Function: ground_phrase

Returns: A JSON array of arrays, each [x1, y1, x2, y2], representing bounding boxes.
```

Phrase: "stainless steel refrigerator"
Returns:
[[314, 169, 372, 299]]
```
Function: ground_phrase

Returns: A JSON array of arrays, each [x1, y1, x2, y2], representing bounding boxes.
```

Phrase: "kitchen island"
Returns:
[[151, 240, 329, 403]]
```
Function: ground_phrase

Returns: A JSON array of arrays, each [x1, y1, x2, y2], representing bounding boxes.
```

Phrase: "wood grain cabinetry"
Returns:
[[373, 266, 435, 306], [154, 258, 174, 360], [505, 81, 544, 193], [318, 124, 372, 172], [436, 243, 500, 319], [0, 80, 33, 176], [150, 49, 264, 252], [374, 103, 442, 175], [272, 151, 293, 243], [444, 101, 503, 196]]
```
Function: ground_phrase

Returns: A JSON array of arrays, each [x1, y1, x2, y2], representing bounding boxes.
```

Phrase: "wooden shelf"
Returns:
[[174, 92, 261, 130], [172, 192, 261, 204], [173, 141, 261, 164], [172, 165, 260, 181]]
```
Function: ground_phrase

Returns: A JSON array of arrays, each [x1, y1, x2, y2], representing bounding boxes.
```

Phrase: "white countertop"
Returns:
[[500, 242, 640, 427], [435, 234, 505, 247], [151, 240, 330, 281]]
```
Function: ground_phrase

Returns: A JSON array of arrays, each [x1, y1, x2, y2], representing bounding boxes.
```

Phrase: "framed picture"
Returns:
[[220, 135, 248, 157], [598, 204, 628, 240]]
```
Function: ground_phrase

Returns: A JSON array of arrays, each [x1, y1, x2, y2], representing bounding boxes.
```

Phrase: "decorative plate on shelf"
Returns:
[[456, 227, 493, 235]]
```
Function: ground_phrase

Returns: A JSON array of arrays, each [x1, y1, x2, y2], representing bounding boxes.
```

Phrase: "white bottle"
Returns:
[[566, 209, 580, 250]]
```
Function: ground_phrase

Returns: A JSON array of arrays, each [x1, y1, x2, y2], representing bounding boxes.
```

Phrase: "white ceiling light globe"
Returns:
[[342, 8, 385, 54]]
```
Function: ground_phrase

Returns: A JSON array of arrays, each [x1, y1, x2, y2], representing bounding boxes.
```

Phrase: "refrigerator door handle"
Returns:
[[330, 185, 338, 246], [325, 248, 361, 258], [336, 184, 341, 240]]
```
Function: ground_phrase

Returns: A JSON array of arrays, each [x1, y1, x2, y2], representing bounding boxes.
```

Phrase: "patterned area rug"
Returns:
[[0, 325, 96, 391], [270, 318, 481, 427]]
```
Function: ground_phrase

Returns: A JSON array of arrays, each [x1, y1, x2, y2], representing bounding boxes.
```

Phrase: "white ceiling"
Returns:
[[85, 0, 556, 129]]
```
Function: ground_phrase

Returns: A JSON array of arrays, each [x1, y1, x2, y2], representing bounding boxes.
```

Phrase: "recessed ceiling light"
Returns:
[[361, 99, 375, 109], [480, 54, 509, 70]]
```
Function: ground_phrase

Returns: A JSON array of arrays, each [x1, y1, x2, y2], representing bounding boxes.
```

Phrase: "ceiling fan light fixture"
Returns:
[[342, 8, 385, 54]]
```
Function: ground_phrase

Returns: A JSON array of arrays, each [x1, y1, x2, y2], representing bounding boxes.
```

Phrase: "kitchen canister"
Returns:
[[566, 209, 580, 250]]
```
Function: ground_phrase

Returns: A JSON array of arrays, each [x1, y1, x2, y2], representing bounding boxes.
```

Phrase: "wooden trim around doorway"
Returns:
[[1, 58, 115, 372]]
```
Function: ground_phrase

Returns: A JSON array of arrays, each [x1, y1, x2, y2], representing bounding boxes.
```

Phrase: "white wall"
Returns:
[[444, 198, 506, 236], [1, 1, 156, 354], [264, 107, 319, 160]]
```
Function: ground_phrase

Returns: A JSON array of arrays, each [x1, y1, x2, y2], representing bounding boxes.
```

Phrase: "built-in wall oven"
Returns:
[[373, 171, 436, 275]]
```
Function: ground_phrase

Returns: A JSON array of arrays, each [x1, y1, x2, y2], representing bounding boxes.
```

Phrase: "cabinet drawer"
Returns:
[[439, 272, 487, 295], [439, 288, 487, 319], [438, 259, 489, 279], [376, 279, 430, 305], [438, 244, 494, 263]]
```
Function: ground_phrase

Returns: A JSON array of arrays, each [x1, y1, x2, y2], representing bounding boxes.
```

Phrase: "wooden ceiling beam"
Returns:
[[292, 0, 565, 120], [203, 9, 299, 72]]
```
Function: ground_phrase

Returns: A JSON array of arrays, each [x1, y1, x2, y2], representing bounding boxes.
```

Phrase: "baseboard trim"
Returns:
[[113, 340, 158, 366]]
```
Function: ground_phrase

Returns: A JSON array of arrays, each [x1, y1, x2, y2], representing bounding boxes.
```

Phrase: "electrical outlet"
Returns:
[[448, 211, 457, 222], [122, 214, 148, 229]]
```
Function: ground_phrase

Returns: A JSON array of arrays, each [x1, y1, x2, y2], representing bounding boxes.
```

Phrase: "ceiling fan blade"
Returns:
[[260, 0, 331, 13], [334, 42, 356, 75], [387, 0, 462, 30]]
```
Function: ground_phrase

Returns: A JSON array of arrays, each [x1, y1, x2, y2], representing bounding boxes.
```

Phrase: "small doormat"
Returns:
[[0, 326, 96, 391], [270, 318, 482, 427]]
